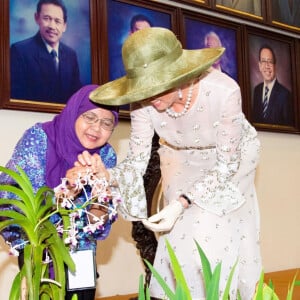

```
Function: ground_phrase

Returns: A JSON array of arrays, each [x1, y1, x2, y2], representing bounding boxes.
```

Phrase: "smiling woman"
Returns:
[[0, 85, 119, 300]]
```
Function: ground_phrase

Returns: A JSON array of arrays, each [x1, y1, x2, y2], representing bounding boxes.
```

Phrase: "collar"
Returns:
[[264, 78, 276, 91], [43, 40, 59, 57]]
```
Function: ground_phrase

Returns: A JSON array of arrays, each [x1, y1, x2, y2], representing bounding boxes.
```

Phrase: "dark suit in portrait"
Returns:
[[252, 79, 293, 126], [10, 32, 82, 104], [272, 0, 300, 27]]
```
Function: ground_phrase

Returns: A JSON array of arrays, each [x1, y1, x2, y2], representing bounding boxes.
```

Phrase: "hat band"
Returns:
[[126, 42, 182, 79]]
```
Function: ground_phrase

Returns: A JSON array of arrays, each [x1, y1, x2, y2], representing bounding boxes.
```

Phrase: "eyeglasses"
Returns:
[[81, 113, 114, 131], [260, 59, 274, 66]]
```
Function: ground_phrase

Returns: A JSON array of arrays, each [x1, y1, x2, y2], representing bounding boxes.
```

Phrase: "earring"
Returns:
[[177, 89, 183, 100]]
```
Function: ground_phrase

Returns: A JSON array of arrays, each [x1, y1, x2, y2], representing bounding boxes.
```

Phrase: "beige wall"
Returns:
[[0, 109, 300, 298]]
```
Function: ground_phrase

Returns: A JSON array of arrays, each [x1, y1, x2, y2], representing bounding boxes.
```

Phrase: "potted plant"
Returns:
[[0, 166, 75, 300]]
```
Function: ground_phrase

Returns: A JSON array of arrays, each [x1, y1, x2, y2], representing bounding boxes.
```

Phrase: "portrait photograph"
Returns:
[[9, 0, 92, 105], [184, 16, 238, 82], [215, 0, 262, 18], [271, 0, 300, 30], [247, 32, 296, 129], [107, 0, 173, 81], [106, 0, 174, 116]]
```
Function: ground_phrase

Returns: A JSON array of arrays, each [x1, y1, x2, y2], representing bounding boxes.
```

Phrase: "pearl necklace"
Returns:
[[166, 82, 194, 118]]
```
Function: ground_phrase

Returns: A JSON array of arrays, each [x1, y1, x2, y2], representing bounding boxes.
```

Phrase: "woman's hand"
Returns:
[[65, 165, 91, 188], [74, 150, 109, 181], [142, 200, 184, 232]]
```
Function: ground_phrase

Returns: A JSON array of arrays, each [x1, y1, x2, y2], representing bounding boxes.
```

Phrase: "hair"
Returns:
[[36, 0, 67, 23], [130, 14, 153, 32], [204, 31, 222, 47], [258, 44, 277, 64]]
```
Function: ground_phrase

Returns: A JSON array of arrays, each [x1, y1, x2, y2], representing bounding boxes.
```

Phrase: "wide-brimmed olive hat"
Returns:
[[90, 27, 225, 106]]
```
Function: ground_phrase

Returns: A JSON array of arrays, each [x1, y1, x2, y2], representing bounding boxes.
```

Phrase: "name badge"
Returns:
[[67, 249, 96, 290]]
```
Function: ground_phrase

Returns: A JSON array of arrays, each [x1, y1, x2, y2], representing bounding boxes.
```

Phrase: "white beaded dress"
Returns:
[[110, 69, 262, 300]]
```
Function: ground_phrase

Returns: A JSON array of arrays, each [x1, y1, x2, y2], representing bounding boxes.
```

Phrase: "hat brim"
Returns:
[[90, 47, 225, 106]]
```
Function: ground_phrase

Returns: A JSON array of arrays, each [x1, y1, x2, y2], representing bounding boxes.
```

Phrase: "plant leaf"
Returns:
[[9, 272, 22, 300], [222, 259, 238, 300], [0, 185, 34, 216], [206, 262, 221, 300], [138, 275, 145, 300], [294, 280, 300, 286], [23, 245, 34, 299], [34, 186, 54, 215], [0, 215, 38, 245], [0, 198, 35, 221], [194, 239, 212, 290], [253, 271, 265, 300], [165, 239, 191, 299], [0, 166, 35, 209], [144, 259, 175, 300], [32, 245, 44, 298], [286, 272, 298, 300]]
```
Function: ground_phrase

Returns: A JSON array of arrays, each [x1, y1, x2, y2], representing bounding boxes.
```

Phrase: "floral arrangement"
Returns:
[[0, 165, 121, 300], [53, 171, 120, 251]]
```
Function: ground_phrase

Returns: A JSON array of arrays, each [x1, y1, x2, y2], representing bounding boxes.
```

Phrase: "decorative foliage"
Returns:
[[138, 238, 300, 300], [0, 166, 75, 300], [0, 166, 121, 299], [138, 239, 237, 300]]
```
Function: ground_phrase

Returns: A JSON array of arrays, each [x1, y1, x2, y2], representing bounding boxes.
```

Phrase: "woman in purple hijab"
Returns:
[[0, 84, 119, 300]]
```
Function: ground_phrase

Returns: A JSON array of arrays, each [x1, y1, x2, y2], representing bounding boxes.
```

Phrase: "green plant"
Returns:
[[0, 166, 75, 300], [138, 238, 300, 300], [139, 239, 237, 300]]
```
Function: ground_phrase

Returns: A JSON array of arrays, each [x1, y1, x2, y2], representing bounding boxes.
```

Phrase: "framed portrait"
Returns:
[[98, 0, 177, 119], [269, 0, 300, 33], [0, 0, 97, 113], [181, 11, 241, 83], [214, 0, 265, 21], [244, 27, 298, 132]]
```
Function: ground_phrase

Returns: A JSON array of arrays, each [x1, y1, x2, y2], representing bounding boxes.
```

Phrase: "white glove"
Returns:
[[142, 201, 184, 232]]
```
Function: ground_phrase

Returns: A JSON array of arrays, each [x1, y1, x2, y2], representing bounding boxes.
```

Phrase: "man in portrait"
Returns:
[[216, 0, 261, 16], [129, 14, 153, 34], [272, 0, 300, 28], [10, 0, 82, 104], [109, 13, 153, 80], [252, 45, 293, 126]]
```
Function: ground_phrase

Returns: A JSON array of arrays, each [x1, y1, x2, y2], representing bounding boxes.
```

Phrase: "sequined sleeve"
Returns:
[[109, 104, 154, 220], [186, 84, 256, 216]]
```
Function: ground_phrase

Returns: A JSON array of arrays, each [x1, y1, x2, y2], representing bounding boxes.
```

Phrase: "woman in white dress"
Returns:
[[88, 27, 262, 300]]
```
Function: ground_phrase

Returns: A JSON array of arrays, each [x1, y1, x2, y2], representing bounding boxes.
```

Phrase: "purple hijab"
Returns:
[[42, 84, 119, 188]]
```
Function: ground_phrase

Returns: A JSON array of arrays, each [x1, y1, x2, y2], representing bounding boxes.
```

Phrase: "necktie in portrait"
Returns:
[[51, 49, 59, 73], [263, 86, 269, 118]]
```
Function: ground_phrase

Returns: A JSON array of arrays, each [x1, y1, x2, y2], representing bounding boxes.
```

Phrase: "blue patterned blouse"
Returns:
[[0, 123, 117, 252]]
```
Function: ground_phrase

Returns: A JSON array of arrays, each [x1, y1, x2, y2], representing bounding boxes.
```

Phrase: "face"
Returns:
[[258, 48, 276, 83], [35, 4, 66, 48], [149, 89, 178, 111], [205, 35, 221, 48], [75, 108, 115, 150], [205, 34, 221, 67], [131, 20, 151, 33]]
